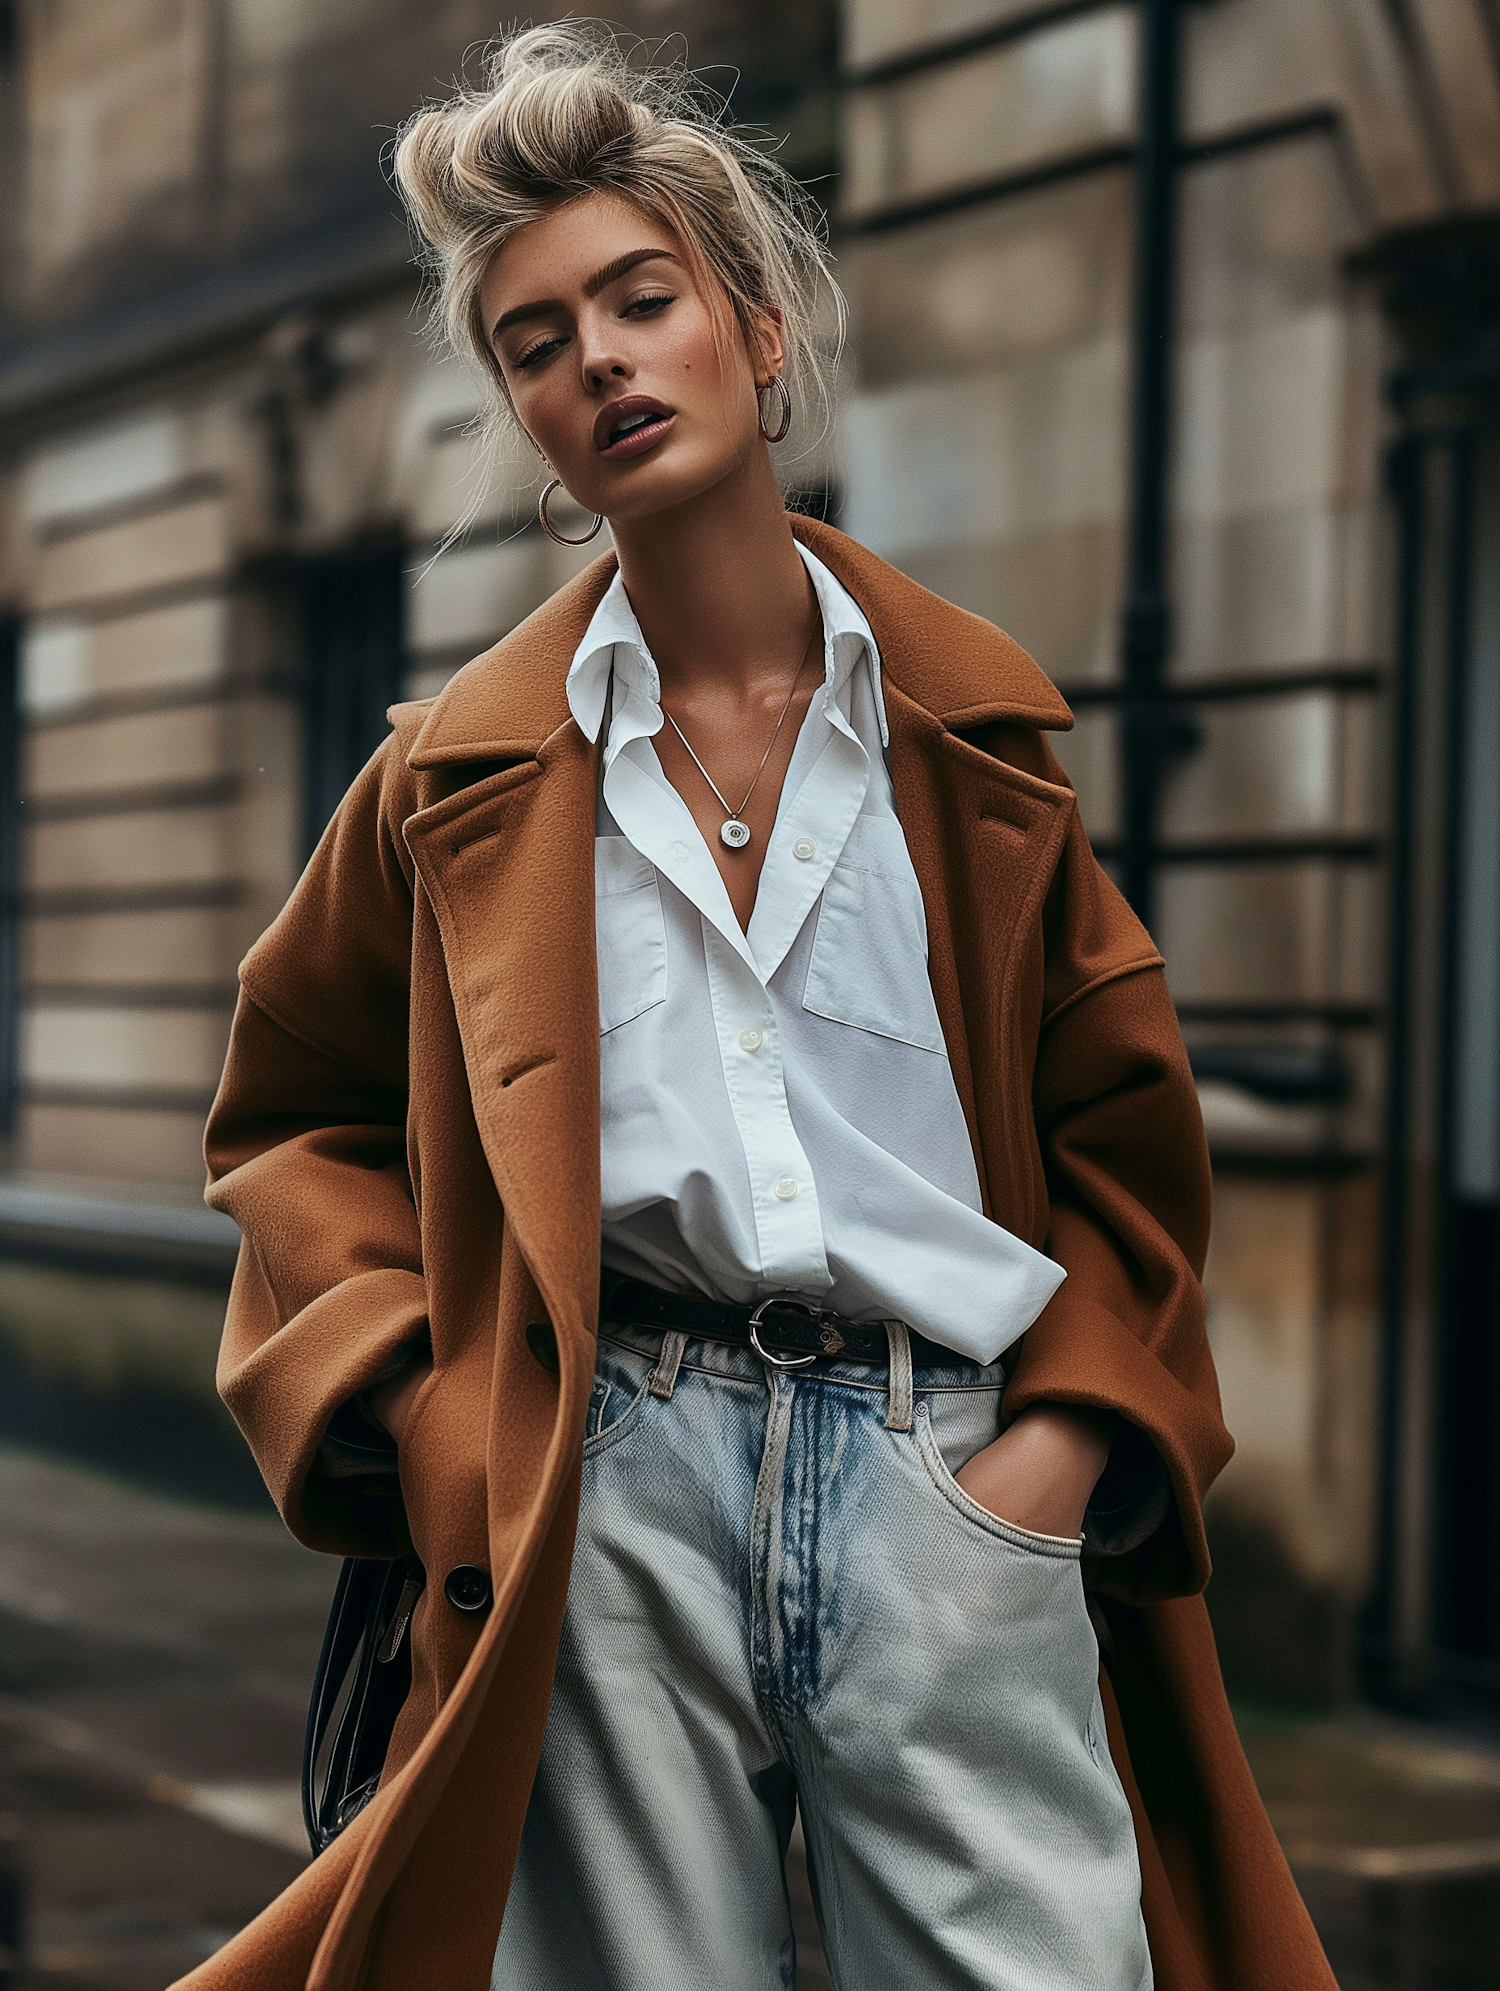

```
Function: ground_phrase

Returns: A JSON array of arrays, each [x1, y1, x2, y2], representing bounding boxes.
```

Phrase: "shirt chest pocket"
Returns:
[[596, 837, 668, 1035], [801, 816, 947, 1054]]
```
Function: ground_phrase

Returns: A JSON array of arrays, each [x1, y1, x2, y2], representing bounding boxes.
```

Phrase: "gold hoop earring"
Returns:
[[757, 377, 792, 445], [538, 478, 604, 547]]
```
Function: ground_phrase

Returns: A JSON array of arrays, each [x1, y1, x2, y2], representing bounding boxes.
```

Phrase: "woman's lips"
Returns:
[[595, 398, 676, 458]]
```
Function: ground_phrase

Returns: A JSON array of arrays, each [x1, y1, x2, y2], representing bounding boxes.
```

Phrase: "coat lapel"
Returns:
[[883, 686, 1075, 1235], [401, 560, 616, 1351]]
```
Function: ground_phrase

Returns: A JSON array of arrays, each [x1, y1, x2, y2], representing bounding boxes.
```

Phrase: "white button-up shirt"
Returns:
[[567, 544, 1065, 1364]]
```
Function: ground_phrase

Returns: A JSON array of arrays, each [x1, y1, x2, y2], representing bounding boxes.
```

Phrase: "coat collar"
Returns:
[[405, 516, 1073, 771]]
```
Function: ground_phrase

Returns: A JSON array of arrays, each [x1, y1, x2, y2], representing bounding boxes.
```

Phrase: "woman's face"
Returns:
[[479, 191, 779, 526]]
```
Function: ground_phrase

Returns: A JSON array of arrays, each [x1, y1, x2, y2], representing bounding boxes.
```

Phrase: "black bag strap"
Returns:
[[302, 1553, 425, 1854]]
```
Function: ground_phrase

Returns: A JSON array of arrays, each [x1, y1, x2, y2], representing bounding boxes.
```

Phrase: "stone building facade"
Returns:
[[0, 0, 1496, 1711], [838, 0, 1500, 1708]]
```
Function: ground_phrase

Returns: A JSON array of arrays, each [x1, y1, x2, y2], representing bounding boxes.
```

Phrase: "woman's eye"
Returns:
[[623, 291, 674, 318], [514, 335, 565, 370]]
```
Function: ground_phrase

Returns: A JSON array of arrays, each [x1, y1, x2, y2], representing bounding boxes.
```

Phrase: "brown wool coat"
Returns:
[[180, 518, 1336, 1991]]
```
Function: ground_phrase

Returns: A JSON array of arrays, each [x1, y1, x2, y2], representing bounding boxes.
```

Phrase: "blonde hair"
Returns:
[[393, 21, 842, 452]]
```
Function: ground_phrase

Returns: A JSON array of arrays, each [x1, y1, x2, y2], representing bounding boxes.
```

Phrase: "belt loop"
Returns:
[[884, 1320, 913, 1432], [649, 1330, 688, 1401]]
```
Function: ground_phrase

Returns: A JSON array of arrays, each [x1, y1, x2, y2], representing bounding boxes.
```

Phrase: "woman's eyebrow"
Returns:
[[491, 248, 681, 341], [583, 246, 680, 297]]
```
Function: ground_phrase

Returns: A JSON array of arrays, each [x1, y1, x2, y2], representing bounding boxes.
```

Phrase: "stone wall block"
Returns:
[[844, 0, 1040, 73], [27, 703, 226, 800], [20, 1103, 213, 1185], [843, 9, 1136, 220], [1157, 859, 1381, 1007], [1406, 0, 1500, 204], [23, 1005, 230, 1096], [23, 598, 229, 718], [33, 500, 230, 616], [29, 807, 231, 896], [25, 907, 237, 990]]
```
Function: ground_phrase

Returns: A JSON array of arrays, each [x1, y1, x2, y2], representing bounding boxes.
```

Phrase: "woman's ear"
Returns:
[[749, 305, 786, 388]]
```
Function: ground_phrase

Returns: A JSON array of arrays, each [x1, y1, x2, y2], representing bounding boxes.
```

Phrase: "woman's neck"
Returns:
[[608, 447, 816, 695]]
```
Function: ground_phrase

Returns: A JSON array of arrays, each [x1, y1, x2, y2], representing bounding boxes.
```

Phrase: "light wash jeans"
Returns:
[[492, 1321, 1151, 1991]]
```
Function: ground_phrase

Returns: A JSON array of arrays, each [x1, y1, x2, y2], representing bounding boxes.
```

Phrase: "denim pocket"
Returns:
[[915, 1404, 1083, 1561], [581, 1339, 657, 1458], [585, 1374, 613, 1441]]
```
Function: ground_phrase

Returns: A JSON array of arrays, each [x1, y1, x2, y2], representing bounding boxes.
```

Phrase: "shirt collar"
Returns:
[[565, 542, 888, 751]]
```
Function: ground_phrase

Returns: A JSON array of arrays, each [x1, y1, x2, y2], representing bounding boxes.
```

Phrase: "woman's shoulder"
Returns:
[[789, 517, 1072, 738], [404, 552, 618, 773]]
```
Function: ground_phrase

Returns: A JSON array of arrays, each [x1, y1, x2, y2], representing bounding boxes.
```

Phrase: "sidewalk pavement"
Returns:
[[1237, 1704, 1500, 1990], [0, 1441, 1497, 1989], [0, 1444, 324, 1987]]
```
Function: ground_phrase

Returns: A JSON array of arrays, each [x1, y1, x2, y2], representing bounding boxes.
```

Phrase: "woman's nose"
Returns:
[[582, 352, 631, 389], [577, 317, 633, 389]]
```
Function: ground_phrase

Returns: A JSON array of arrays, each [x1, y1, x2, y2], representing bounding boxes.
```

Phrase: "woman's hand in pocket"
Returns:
[[955, 1404, 1114, 1538], [368, 1358, 433, 1444]]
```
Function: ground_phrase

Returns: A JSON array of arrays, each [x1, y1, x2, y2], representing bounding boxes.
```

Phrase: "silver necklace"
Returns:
[[662, 627, 817, 850]]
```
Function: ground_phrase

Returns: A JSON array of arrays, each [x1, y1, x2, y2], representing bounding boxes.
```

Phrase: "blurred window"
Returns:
[[296, 541, 406, 857]]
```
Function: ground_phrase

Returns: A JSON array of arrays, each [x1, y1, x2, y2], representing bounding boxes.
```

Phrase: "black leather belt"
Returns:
[[600, 1271, 967, 1371]]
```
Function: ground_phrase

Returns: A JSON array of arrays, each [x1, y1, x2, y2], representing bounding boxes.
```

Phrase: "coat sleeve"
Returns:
[[204, 734, 425, 1557], [1000, 740, 1233, 1606]]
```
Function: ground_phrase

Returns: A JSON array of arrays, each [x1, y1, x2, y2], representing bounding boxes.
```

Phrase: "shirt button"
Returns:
[[792, 836, 817, 861], [772, 1176, 800, 1201], [738, 1028, 764, 1053]]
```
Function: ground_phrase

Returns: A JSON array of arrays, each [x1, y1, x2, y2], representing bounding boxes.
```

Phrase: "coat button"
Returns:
[[444, 1564, 492, 1614]]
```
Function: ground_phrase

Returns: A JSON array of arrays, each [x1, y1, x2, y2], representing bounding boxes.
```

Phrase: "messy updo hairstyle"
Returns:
[[393, 21, 842, 451]]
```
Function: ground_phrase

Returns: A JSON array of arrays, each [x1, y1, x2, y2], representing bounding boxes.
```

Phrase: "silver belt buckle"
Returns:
[[748, 1295, 838, 1369]]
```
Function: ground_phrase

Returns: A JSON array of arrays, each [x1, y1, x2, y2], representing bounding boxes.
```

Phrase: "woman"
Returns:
[[182, 25, 1335, 1991]]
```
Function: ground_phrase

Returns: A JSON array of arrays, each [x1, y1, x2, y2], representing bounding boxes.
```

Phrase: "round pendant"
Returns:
[[720, 819, 752, 850]]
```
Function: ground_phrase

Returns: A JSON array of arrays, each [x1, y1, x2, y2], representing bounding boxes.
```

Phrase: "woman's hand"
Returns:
[[955, 1404, 1115, 1539], [368, 1358, 433, 1445]]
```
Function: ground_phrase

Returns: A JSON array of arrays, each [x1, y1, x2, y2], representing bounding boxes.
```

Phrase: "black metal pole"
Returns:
[[1119, 0, 1183, 928], [1362, 434, 1424, 1699], [0, 623, 19, 1144], [1431, 436, 1477, 1662]]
